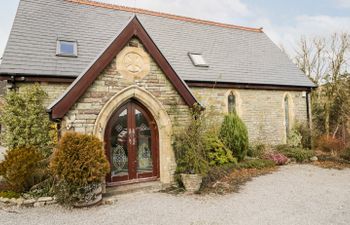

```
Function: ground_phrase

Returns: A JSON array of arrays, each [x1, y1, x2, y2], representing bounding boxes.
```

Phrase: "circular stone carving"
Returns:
[[123, 52, 144, 74], [116, 46, 150, 81]]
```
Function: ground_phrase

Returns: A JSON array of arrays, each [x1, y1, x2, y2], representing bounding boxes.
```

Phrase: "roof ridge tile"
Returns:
[[66, 0, 263, 33]]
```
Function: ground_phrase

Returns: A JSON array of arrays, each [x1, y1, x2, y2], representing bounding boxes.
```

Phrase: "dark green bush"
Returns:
[[50, 132, 110, 205], [203, 134, 237, 166], [0, 147, 44, 192], [237, 159, 276, 169], [219, 113, 249, 161]]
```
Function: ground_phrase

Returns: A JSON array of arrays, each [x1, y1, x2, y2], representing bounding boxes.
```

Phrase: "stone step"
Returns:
[[103, 181, 163, 197]]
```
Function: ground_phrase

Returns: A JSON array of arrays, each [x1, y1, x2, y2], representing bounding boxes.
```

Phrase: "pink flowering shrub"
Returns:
[[266, 152, 288, 165]]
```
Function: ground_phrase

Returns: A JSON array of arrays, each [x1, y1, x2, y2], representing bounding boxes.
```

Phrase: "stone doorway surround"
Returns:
[[93, 85, 175, 184]]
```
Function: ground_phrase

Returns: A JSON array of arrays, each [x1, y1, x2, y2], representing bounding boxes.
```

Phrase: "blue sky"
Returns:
[[0, 0, 350, 57]]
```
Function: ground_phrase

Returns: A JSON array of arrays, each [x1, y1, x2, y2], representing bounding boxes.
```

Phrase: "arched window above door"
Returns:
[[228, 92, 236, 114]]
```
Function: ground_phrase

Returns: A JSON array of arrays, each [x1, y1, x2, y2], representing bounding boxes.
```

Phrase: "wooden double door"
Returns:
[[105, 100, 159, 186]]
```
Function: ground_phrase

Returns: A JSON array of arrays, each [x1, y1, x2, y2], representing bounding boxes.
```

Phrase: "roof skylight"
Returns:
[[56, 40, 78, 57], [188, 53, 208, 67]]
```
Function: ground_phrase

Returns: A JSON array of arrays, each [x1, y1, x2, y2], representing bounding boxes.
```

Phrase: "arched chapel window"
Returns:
[[284, 96, 290, 138], [228, 92, 236, 114]]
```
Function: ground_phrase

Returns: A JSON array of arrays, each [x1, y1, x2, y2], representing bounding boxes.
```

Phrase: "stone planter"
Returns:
[[73, 183, 103, 208], [181, 174, 203, 193]]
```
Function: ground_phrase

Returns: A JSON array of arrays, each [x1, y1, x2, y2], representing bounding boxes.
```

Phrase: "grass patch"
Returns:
[[0, 191, 20, 199]]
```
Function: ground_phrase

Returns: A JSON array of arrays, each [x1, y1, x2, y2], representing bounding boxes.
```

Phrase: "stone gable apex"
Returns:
[[47, 15, 198, 120]]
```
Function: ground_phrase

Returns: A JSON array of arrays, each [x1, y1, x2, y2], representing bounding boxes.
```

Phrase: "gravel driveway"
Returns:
[[1, 164, 350, 225]]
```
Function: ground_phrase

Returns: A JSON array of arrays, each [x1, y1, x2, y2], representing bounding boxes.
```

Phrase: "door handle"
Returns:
[[128, 128, 133, 145], [132, 128, 136, 146], [128, 128, 136, 146]]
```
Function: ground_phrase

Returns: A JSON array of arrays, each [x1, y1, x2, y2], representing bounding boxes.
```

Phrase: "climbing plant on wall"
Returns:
[[0, 83, 56, 156]]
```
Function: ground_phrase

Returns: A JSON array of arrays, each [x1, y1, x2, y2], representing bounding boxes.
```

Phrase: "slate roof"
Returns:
[[0, 0, 315, 87]]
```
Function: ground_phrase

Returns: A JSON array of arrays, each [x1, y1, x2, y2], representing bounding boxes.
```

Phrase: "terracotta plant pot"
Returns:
[[73, 184, 103, 208], [181, 174, 203, 193]]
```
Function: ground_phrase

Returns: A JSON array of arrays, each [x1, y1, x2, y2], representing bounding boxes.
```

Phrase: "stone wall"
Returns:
[[62, 38, 191, 135], [60, 38, 192, 184], [16, 82, 70, 107], [190, 87, 308, 145]]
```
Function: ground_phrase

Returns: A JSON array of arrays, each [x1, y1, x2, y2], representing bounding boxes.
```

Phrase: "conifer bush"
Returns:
[[0, 147, 44, 192], [219, 113, 249, 161], [50, 132, 109, 205], [203, 134, 237, 166]]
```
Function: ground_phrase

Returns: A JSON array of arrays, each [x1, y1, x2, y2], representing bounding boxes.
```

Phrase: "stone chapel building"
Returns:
[[0, 0, 315, 185]]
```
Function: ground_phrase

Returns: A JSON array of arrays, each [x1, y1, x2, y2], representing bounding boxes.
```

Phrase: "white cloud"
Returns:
[[97, 0, 350, 57], [257, 15, 350, 55], [335, 0, 350, 8]]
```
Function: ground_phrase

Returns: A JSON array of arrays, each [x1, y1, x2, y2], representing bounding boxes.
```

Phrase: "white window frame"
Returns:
[[56, 40, 78, 57], [188, 52, 209, 67]]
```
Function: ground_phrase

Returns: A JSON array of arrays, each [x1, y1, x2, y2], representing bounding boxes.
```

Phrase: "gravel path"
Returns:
[[1, 164, 350, 225]]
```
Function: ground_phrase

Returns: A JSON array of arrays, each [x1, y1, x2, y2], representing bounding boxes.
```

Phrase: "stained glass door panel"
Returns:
[[110, 108, 129, 178], [105, 100, 159, 185], [135, 109, 153, 177]]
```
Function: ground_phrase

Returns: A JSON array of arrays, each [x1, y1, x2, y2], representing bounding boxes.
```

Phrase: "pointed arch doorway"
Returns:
[[104, 99, 159, 186]]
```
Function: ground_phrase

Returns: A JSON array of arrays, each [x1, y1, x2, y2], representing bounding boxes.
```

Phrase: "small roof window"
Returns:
[[188, 53, 208, 67], [56, 40, 78, 57]]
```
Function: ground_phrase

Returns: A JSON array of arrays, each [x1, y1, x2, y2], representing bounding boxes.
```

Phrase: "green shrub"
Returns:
[[174, 104, 208, 175], [287, 129, 302, 148], [293, 123, 312, 149], [0, 84, 56, 156], [0, 190, 20, 199], [275, 145, 315, 162], [340, 147, 350, 161], [219, 113, 249, 161], [247, 143, 266, 158], [0, 147, 44, 192], [237, 159, 276, 169], [27, 174, 54, 198], [203, 134, 237, 166], [50, 132, 110, 205]]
